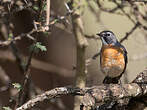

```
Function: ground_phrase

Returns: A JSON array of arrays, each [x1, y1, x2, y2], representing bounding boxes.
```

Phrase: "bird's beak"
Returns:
[[96, 33, 101, 37], [97, 33, 100, 36], [95, 33, 101, 39]]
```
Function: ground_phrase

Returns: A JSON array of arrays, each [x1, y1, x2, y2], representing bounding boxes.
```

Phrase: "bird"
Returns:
[[97, 31, 128, 84]]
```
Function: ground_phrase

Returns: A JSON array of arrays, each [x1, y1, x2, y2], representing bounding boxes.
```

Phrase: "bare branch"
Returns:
[[96, 0, 123, 13], [70, 0, 88, 109], [14, 33, 37, 108], [16, 68, 147, 110], [45, 0, 50, 31], [0, 36, 21, 47], [15, 45, 35, 108], [0, 28, 36, 47], [16, 87, 84, 110], [120, 22, 140, 43]]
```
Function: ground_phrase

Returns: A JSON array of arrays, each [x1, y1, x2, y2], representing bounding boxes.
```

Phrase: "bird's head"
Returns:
[[97, 31, 118, 45]]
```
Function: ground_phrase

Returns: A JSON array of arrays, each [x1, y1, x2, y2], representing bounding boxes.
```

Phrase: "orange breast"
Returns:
[[101, 45, 125, 77]]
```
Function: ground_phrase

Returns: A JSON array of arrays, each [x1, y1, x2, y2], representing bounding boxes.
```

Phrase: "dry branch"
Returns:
[[16, 68, 147, 110], [71, 0, 88, 110], [45, 0, 50, 31], [0, 28, 36, 47], [0, 36, 21, 47], [81, 83, 147, 109], [15, 44, 35, 108], [120, 22, 140, 43], [16, 87, 84, 110]]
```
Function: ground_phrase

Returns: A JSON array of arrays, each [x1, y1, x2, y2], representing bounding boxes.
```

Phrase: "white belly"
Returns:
[[101, 65, 124, 78]]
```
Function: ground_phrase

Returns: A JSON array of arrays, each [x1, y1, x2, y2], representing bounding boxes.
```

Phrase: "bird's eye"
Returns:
[[107, 33, 110, 36]]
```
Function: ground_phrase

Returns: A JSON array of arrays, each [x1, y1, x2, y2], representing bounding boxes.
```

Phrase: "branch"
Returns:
[[81, 68, 147, 109], [44, 0, 50, 31], [15, 44, 35, 108], [120, 22, 140, 43], [16, 87, 84, 110], [0, 28, 36, 47], [0, 36, 21, 47], [70, 0, 88, 110], [81, 84, 147, 109], [0, 3, 73, 47], [14, 33, 37, 108], [96, 0, 122, 13], [16, 68, 147, 110]]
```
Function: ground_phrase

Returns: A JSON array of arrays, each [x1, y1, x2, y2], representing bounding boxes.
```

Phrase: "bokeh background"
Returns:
[[0, 0, 147, 110]]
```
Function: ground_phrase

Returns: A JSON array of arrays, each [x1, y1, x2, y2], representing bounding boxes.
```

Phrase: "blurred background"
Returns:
[[0, 0, 147, 110]]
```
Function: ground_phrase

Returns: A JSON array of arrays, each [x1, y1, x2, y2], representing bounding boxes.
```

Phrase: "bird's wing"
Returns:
[[117, 43, 128, 73]]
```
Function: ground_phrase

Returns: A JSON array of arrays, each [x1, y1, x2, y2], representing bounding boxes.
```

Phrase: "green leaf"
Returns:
[[33, 6, 39, 11], [29, 42, 47, 53], [12, 83, 22, 92], [30, 44, 39, 53], [35, 42, 47, 52], [2, 107, 12, 110], [8, 33, 13, 39], [42, 3, 47, 11]]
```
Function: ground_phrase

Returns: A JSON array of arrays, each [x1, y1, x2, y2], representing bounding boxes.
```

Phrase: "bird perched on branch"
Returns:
[[97, 31, 128, 84]]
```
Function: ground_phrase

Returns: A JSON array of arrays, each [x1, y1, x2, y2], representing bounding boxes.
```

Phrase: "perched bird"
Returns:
[[97, 31, 128, 84]]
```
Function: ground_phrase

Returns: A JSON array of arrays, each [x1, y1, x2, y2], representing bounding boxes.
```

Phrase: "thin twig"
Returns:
[[0, 28, 37, 47], [120, 22, 140, 43], [113, 0, 136, 24], [96, 0, 124, 13], [15, 32, 36, 107], [45, 0, 50, 31], [0, 36, 21, 47], [15, 41, 36, 108]]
